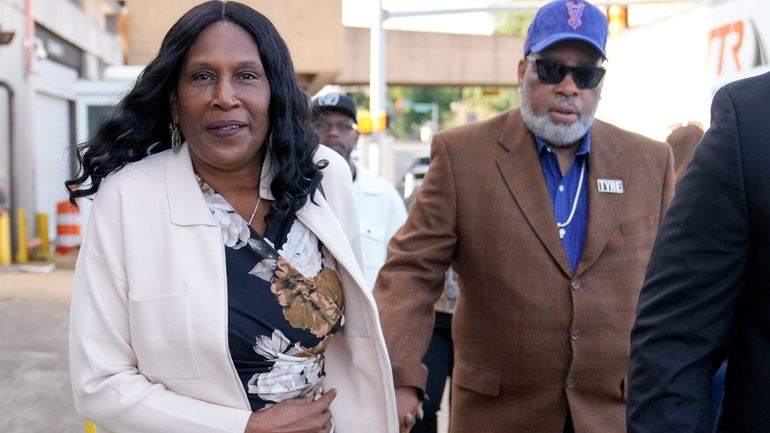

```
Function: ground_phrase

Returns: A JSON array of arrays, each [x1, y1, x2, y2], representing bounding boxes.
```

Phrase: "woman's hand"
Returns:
[[395, 386, 423, 433], [244, 388, 337, 433]]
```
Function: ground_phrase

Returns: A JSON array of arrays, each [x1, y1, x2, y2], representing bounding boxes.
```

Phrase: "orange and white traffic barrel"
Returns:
[[56, 201, 80, 255]]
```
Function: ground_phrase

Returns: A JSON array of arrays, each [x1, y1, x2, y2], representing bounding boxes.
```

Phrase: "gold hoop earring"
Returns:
[[169, 122, 182, 152]]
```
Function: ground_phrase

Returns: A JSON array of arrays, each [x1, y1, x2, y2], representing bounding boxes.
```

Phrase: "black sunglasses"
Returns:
[[528, 58, 606, 89]]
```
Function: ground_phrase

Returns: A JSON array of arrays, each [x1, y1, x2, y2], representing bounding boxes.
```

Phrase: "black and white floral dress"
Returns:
[[200, 179, 345, 411]]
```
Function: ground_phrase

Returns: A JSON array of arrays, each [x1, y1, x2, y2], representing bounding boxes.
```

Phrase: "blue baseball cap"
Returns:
[[524, 0, 608, 58]]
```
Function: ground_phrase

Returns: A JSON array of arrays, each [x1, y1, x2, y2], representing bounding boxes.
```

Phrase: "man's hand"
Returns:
[[395, 386, 423, 433], [244, 388, 337, 433]]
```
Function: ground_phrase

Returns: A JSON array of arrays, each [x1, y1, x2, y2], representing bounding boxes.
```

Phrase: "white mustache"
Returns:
[[549, 96, 579, 116]]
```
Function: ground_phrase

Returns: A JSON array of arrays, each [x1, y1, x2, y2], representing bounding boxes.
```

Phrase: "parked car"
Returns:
[[403, 152, 430, 202]]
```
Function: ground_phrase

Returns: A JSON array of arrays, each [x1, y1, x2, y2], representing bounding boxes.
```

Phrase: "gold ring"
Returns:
[[404, 412, 415, 426]]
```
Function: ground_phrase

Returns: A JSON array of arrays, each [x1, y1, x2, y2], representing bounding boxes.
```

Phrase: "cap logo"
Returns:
[[318, 93, 340, 107], [565, 1, 586, 30]]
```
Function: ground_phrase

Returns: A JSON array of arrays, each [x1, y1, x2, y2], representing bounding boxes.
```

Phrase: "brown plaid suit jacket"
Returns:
[[373, 109, 674, 433]]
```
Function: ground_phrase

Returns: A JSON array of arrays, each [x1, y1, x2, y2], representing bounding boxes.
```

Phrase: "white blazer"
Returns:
[[69, 143, 398, 433]]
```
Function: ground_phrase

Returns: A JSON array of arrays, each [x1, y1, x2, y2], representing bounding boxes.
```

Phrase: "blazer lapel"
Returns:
[[165, 143, 218, 227], [497, 110, 573, 276], [575, 123, 627, 277], [166, 143, 277, 227], [296, 191, 368, 293], [165, 144, 365, 290]]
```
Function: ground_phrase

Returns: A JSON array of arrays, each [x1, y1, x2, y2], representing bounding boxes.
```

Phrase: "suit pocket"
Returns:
[[128, 292, 201, 379], [453, 358, 501, 397], [619, 214, 656, 237], [620, 377, 626, 401]]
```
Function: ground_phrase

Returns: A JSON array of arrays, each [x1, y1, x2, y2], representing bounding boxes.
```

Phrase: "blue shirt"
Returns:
[[535, 133, 590, 273]]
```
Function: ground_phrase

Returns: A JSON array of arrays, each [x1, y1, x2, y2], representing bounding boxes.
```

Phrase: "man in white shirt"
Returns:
[[312, 93, 407, 290]]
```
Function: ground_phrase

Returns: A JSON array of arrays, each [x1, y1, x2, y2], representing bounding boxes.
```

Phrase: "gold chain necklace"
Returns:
[[247, 196, 262, 226]]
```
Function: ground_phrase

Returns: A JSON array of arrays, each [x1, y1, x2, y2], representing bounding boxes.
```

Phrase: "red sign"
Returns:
[[708, 21, 744, 76]]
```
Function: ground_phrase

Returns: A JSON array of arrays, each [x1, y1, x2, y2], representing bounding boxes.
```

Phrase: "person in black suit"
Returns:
[[627, 71, 770, 433]]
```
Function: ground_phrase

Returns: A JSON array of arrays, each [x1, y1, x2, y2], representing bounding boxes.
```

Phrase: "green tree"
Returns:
[[492, 6, 535, 37], [445, 86, 521, 129], [342, 84, 521, 139], [387, 86, 461, 139]]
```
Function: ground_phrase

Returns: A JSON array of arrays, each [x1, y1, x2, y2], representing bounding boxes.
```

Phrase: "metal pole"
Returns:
[[370, 0, 387, 122], [368, 0, 387, 174], [431, 103, 439, 133], [26, 0, 36, 75]]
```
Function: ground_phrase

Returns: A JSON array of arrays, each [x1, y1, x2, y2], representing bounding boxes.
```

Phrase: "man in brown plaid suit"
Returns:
[[373, 1, 674, 432]]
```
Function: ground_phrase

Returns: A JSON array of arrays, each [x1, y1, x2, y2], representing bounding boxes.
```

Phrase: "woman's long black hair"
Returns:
[[66, 1, 325, 218]]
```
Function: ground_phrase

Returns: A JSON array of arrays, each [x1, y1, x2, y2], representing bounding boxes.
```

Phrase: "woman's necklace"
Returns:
[[556, 158, 586, 239], [247, 196, 262, 226]]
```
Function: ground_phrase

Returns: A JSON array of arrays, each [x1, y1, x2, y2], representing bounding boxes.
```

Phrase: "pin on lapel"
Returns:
[[597, 179, 623, 194]]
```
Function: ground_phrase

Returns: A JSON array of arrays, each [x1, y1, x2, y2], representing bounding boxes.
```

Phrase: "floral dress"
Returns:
[[199, 179, 345, 411]]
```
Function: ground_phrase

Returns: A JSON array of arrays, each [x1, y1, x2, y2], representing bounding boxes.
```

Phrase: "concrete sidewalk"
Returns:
[[0, 258, 82, 433]]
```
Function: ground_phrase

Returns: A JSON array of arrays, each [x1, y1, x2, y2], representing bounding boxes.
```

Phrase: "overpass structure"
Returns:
[[122, 0, 524, 93]]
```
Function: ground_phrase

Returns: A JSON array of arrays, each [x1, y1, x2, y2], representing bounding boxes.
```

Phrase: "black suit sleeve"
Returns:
[[626, 86, 750, 433]]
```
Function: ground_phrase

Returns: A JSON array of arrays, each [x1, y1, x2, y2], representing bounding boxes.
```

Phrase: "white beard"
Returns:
[[520, 83, 597, 147]]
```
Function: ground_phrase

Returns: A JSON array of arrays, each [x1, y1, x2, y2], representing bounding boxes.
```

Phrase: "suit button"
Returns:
[[570, 329, 581, 341], [566, 377, 576, 390], [570, 280, 581, 290]]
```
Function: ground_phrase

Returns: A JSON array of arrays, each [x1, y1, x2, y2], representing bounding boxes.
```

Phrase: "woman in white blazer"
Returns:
[[65, 2, 397, 432]]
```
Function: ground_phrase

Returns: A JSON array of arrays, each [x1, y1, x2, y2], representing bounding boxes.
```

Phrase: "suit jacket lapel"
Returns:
[[497, 110, 573, 276], [575, 123, 627, 277]]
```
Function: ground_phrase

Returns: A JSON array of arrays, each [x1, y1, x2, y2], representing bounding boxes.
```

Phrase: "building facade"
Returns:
[[0, 0, 123, 252]]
